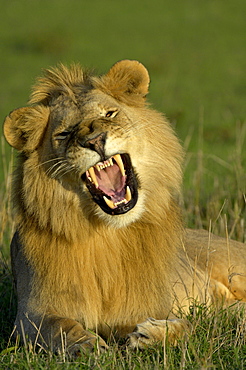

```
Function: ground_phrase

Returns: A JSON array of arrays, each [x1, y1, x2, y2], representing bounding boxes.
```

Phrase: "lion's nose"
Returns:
[[78, 132, 107, 160]]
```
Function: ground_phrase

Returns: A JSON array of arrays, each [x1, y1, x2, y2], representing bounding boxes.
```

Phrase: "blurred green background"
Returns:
[[0, 0, 245, 355], [0, 0, 245, 206]]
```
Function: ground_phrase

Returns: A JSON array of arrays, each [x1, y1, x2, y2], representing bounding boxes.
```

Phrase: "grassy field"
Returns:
[[0, 0, 246, 368]]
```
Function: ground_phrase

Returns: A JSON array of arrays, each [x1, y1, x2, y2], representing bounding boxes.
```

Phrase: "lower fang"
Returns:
[[103, 196, 115, 209], [125, 186, 132, 202]]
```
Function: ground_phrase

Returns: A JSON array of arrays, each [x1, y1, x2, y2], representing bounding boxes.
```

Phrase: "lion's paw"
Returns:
[[128, 318, 190, 349], [66, 335, 108, 356]]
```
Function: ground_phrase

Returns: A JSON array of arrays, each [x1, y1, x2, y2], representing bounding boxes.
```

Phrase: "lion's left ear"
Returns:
[[3, 105, 49, 152], [93, 60, 150, 105]]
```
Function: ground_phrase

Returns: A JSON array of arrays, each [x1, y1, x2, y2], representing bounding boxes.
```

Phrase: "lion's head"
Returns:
[[4, 60, 183, 231]]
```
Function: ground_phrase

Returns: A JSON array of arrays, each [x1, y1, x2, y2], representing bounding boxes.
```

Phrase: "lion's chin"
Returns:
[[95, 193, 146, 228], [83, 153, 139, 216]]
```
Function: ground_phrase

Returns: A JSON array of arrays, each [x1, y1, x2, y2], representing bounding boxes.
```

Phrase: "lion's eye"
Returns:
[[105, 110, 118, 118], [55, 131, 71, 140]]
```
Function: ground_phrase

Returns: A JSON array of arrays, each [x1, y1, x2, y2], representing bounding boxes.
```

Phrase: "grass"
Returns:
[[0, 0, 246, 368], [0, 303, 246, 369]]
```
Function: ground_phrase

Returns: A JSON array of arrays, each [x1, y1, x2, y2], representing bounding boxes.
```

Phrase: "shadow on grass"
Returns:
[[0, 261, 16, 350]]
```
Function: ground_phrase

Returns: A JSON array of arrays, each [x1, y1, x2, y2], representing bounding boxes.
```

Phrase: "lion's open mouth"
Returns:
[[83, 153, 138, 215]]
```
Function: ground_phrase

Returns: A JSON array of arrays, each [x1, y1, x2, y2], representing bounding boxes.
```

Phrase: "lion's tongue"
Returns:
[[95, 165, 126, 201]]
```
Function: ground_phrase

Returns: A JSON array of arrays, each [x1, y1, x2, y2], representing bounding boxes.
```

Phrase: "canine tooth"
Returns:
[[113, 154, 125, 176], [86, 171, 92, 182], [109, 158, 113, 166], [88, 167, 98, 188], [125, 186, 132, 202], [96, 164, 101, 172], [103, 196, 115, 209]]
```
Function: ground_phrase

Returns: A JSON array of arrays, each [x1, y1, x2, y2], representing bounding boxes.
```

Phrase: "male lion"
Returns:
[[3, 60, 246, 353]]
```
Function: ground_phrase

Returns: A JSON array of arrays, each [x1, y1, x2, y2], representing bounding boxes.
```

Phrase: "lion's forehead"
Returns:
[[50, 90, 123, 130], [77, 91, 123, 119]]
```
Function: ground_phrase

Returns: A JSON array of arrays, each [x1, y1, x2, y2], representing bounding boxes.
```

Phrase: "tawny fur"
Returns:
[[4, 60, 246, 352]]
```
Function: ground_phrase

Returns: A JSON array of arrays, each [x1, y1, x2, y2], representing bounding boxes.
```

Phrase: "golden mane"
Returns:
[[30, 63, 91, 105]]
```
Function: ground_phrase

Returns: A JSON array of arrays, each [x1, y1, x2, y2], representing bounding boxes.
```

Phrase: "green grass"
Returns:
[[0, 0, 246, 368], [0, 304, 246, 369]]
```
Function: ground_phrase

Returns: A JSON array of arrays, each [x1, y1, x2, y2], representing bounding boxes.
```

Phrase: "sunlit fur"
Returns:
[[4, 60, 246, 352]]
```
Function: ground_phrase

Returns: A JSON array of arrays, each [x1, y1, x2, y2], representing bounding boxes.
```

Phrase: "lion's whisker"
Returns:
[[34, 157, 65, 170], [46, 160, 68, 177], [49, 163, 69, 179], [49, 162, 78, 180], [56, 167, 76, 180]]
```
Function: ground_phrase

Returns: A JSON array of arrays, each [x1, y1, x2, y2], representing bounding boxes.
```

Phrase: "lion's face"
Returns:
[[44, 90, 143, 220], [4, 60, 183, 229]]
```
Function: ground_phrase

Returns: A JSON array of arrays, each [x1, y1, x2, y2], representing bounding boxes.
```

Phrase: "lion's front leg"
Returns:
[[128, 318, 190, 348], [16, 313, 108, 355], [11, 234, 107, 355]]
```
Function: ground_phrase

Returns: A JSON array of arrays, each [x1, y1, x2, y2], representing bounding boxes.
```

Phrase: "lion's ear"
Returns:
[[105, 60, 150, 96], [94, 60, 150, 105], [3, 105, 49, 152]]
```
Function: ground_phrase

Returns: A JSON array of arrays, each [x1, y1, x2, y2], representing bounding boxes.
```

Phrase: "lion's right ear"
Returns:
[[3, 105, 49, 152], [93, 60, 150, 107]]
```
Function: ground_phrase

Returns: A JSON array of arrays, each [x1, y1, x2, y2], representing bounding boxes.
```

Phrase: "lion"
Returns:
[[3, 60, 246, 354]]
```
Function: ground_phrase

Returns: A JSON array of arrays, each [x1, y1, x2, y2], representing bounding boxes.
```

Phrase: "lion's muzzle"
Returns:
[[78, 131, 107, 161]]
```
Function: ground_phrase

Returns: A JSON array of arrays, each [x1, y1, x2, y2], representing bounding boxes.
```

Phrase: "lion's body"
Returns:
[[4, 60, 246, 352]]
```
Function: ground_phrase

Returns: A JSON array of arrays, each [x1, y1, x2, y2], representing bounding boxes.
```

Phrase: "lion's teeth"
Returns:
[[95, 158, 114, 171], [103, 196, 115, 209], [103, 192, 131, 209], [88, 167, 98, 188], [115, 199, 127, 206], [113, 154, 125, 176], [125, 186, 132, 202]]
